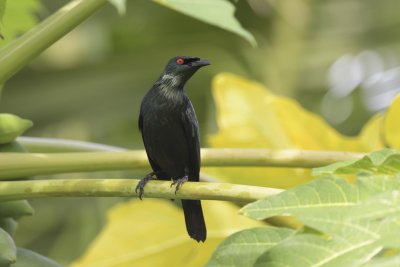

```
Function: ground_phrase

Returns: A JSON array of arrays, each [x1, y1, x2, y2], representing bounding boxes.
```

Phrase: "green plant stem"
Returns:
[[0, 149, 365, 179], [201, 149, 365, 168], [0, 0, 108, 84], [0, 179, 282, 202], [18, 137, 127, 152]]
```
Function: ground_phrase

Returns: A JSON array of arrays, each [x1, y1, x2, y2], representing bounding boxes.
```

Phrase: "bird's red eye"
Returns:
[[176, 58, 184, 65]]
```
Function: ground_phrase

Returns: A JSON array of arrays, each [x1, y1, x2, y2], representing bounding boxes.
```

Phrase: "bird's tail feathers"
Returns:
[[181, 200, 206, 242]]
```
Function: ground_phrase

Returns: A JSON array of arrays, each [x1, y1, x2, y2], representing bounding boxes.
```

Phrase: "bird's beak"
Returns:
[[192, 58, 211, 67]]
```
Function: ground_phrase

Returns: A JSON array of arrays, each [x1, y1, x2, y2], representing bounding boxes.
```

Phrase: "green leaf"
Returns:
[[0, 0, 6, 23], [344, 190, 400, 249], [240, 176, 359, 220], [205, 227, 295, 267], [253, 190, 400, 267], [152, 0, 256, 47], [0, 0, 43, 48], [0, 227, 16, 266], [297, 191, 400, 246], [362, 255, 400, 267], [0, 0, 6, 39], [241, 175, 400, 232], [254, 234, 379, 267], [108, 0, 126, 15], [10, 248, 62, 267], [0, 200, 34, 218], [349, 190, 400, 223], [357, 174, 400, 196], [237, 176, 400, 266], [312, 149, 400, 176]]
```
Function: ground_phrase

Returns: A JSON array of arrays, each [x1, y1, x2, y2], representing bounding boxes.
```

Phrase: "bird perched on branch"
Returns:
[[136, 56, 210, 242]]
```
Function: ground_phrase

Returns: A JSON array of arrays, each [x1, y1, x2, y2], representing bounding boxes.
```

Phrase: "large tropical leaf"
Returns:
[[204, 73, 384, 189], [312, 149, 400, 176], [207, 175, 400, 267], [152, 0, 256, 46], [71, 199, 264, 267], [205, 227, 296, 267], [383, 94, 400, 149]]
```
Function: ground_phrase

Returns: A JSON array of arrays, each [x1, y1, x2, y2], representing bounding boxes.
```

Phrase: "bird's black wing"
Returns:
[[181, 98, 200, 181], [138, 110, 143, 132], [139, 110, 164, 176], [180, 97, 206, 242]]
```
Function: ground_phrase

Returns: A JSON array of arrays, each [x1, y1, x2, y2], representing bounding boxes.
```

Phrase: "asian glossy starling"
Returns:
[[136, 56, 210, 242]]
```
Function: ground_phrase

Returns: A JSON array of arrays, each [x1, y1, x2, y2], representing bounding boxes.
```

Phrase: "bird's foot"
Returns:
[[135, 172, 156, 200], [171, 175, 188, 194]]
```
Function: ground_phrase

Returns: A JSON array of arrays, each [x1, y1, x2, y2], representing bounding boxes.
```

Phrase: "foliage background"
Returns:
[[1, 0, 400, 266]]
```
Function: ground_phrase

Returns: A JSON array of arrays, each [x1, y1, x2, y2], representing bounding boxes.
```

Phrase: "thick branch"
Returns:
[[18, 137, 127, 152], [0, 179, 282, 203], [0, 149, 365, 179]]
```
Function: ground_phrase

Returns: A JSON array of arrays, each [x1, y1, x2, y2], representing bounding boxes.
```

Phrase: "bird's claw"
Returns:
[[135, 172, 155, 200], [171, 176, 188, 194]]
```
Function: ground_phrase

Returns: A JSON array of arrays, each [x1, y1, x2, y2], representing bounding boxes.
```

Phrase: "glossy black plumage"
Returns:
[[137, 56, 210, 242]]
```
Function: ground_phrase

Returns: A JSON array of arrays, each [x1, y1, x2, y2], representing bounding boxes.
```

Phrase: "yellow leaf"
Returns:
[[359, 113, 384, 150], [204, 73, 383, 188], [71, 199, 264, 267], [383, 94, 400, 149]]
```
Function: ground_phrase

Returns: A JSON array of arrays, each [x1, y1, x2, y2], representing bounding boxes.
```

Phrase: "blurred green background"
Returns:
[[1, 0, 400, 265]]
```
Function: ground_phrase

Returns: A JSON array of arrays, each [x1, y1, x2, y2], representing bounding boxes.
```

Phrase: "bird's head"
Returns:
[[160, 56, 211, 87]]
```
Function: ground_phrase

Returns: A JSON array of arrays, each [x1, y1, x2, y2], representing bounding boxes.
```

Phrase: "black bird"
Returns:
[[136, 56, 210, 242]]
